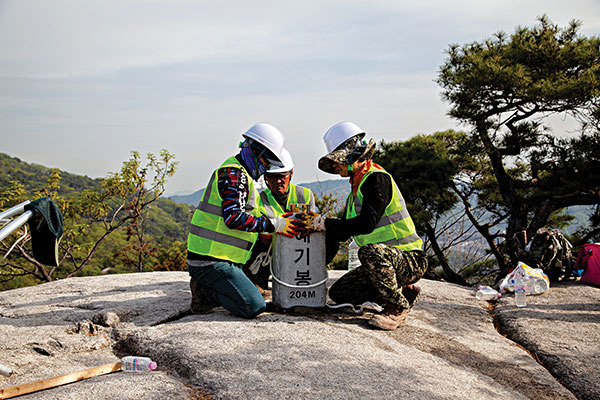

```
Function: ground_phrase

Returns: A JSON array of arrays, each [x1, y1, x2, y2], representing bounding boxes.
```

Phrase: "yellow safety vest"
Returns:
[[187, 156, 261, 264], [259, 184, 313, 221], [346, 166, 423, 251]]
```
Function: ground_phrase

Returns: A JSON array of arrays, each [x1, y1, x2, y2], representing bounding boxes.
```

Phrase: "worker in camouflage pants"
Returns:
[[328, 243, 427, 310], [304, 122, 427, 330]]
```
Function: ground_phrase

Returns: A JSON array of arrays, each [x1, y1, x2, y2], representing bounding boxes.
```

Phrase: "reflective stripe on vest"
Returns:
[[346, 166, 423, 251], [187, 156, 260, 264], [259, 184, 312, 221]]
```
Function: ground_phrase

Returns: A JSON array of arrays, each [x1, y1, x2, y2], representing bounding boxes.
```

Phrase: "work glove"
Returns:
[[296, 212, 326, 234], [274, 212, 305, 238], [309, 214, 326, 232]]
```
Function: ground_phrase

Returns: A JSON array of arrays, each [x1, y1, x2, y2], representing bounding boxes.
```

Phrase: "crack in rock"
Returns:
[[486, 302, 578, 399]]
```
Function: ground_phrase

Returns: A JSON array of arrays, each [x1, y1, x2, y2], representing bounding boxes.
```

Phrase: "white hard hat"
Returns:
[[323, 121, 365, 153], [242, 122, 286, 166], [266, 148, 293, 174]]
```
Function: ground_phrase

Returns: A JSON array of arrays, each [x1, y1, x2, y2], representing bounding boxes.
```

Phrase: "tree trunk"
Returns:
[[424, 222, 468, 286], [452, 184, 508, 280]]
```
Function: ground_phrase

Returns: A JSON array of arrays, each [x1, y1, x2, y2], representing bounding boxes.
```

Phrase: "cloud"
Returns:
[[1, 0, 598, 192], [3, 1, 597, 79], [0, 1, 287, 78]]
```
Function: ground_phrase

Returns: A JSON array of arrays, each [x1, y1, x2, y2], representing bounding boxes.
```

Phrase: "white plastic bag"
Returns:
[[499, 262, 550, 295]]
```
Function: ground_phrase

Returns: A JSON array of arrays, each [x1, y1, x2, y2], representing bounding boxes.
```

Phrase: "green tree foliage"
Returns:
[[0, 153, 101, 196], [152, 240, 188, 271], [437, 16, 600, 277], [0, 181, 26, 209], [0, 151, 190, 290], [314, 192, 344, 218], [375, 131, 468, 285], [313, 191, 349, 269]]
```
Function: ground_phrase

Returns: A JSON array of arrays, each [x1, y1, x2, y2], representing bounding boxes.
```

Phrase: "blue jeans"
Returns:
[[188, 261, 265, 318]]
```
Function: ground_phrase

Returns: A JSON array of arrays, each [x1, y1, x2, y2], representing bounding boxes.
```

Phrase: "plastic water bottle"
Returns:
[[347, 239, 360, 270], [513, 274, 527, 308], [521, 275, 532, 295], [532, 277, 549, 294], [475, 285, 501, 301], [0, 363, 12, 377], [120, 356, 157, 372]]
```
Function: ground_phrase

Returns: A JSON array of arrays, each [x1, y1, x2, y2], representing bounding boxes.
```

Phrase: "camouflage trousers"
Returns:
[[328, 243, 428, 309]]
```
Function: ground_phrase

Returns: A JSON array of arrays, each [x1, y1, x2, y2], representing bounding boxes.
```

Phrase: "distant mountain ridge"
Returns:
[[167, 178, 351, 206], [0, 152, 192, 238], [167, 189, 204, 206], [1, 151, 351, 207], [2, 151, 591, 243], [0, 152, 101, 193], [298, 179, 350, 199], [1, 151, 594, 288]]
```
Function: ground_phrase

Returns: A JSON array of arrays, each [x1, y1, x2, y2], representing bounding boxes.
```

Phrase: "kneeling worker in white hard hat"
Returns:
[[304, 121, 427, 330], [243, 148, 316, 291], [261, 148, 316, 219], [187, 123, 304, 318]]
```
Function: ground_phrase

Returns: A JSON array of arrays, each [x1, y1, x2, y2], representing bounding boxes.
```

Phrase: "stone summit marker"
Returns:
[[271, 232, 328, 309]]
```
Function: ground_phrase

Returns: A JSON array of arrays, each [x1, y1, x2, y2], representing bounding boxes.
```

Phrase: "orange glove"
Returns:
[[274, 212, 305, 238]]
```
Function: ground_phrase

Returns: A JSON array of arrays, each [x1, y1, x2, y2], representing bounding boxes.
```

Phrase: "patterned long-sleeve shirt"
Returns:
[[217, 165, 274, 233], [187, 158, 274, 263]]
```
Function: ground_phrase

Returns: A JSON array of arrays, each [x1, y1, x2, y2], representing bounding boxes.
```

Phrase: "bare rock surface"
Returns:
[[495, 281, 600, 400], [0, 270, 596, 399]]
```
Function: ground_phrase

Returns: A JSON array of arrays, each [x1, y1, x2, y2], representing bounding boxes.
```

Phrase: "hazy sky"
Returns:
[[1, 0, 599, 194]]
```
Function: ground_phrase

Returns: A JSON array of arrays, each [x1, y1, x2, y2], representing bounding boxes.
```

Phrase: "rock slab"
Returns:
[[0, 271, 596, 399]]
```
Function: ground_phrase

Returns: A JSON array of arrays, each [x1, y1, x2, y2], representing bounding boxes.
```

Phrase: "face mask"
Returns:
[[240, 146, 269, 180], [256, 161, 268, 178]]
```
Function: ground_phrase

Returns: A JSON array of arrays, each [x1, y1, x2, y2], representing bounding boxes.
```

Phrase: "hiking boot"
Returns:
[[190, 279, 214, 314], [264, 301, 278, 313], [402, 284, 421, 311], [368, 304, 408, 330]]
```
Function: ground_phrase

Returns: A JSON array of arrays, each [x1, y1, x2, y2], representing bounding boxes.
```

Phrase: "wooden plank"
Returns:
[[0, 362, 121, 399]]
